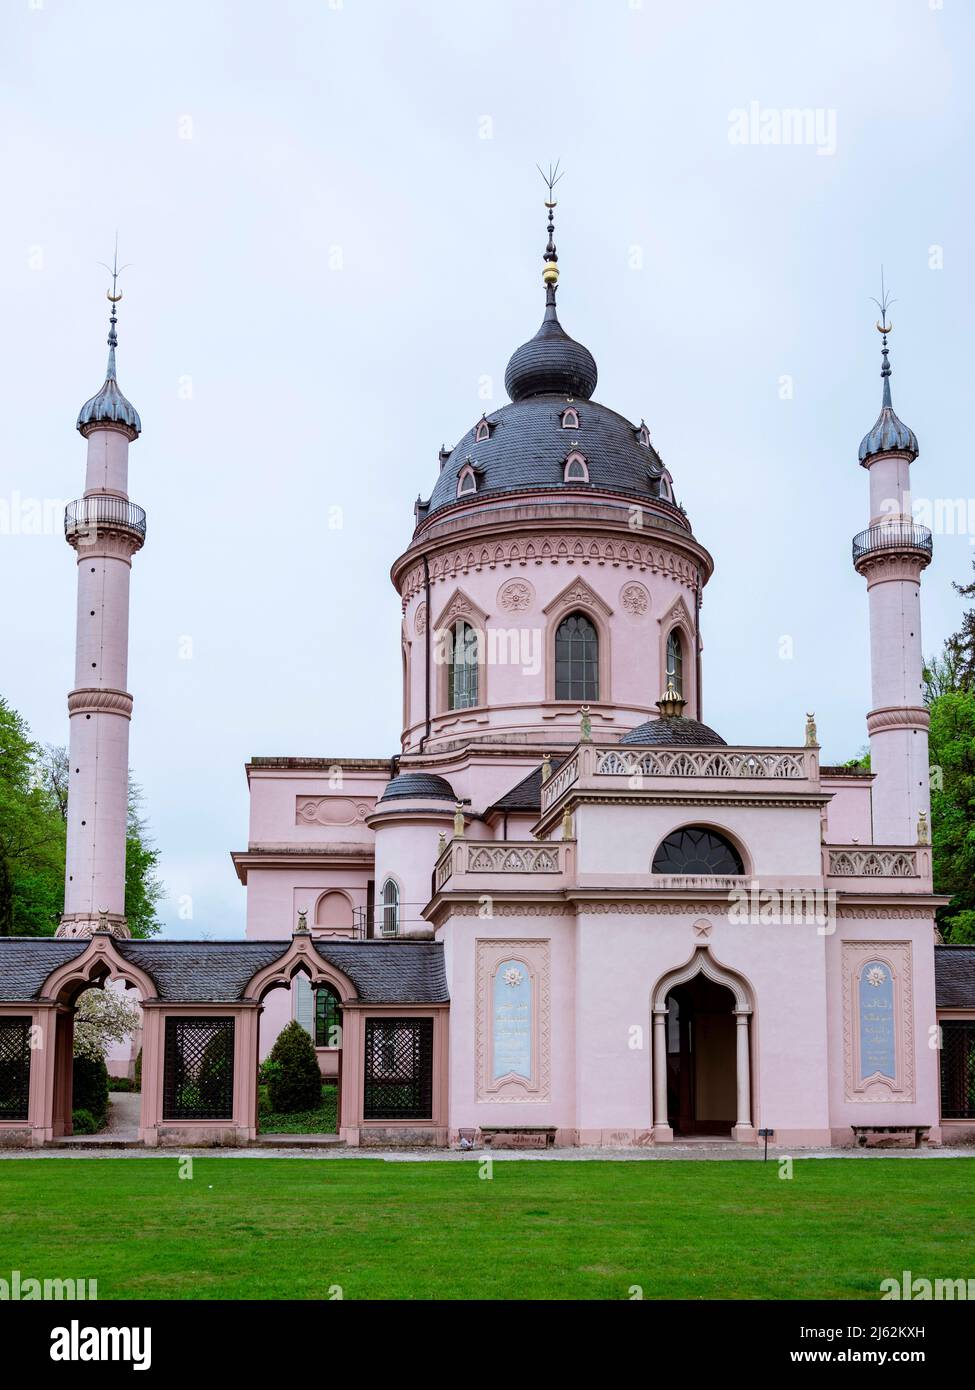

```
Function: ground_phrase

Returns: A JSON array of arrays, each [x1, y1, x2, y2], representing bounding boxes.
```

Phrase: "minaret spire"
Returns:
[[58, 257, 146, 939], [852, 277, 931, 847]]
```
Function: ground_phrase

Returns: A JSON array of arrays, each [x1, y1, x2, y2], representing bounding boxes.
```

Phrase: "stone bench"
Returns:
[[851, 1125, 931, 1149]]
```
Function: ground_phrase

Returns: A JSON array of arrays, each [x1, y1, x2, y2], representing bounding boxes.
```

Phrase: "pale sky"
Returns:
[[1, 0, 972, 939]]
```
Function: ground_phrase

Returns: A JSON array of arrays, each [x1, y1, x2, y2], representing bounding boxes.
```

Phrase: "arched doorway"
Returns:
[[651, 947, 755, 1143], [665, 975, 736, 1136]]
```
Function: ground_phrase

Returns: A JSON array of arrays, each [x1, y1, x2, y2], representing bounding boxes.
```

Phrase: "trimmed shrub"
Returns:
[[134, 1048, 142, 1091], [72, 1055, 109, 1121], [71, 1108, 101, 1135], [267, 1021, 322, 1114], [108, 1077, 136, 1093]]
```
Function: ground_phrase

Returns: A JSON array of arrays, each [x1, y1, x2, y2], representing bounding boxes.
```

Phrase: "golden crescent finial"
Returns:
[[876, 318, 892, 334], [107, 289, 123, 304]]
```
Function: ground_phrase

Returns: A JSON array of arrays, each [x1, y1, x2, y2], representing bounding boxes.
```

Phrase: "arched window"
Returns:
[[652, 827, 744, 876], [666, 628, 684, 697], [448, 620, 479, 709], [563, 450, 589, 483], [457, 466, 477, 496], [315, 985, 342, 1048], [555, 612, 599, 701], [637, 419, 651, 448], [474, 416, 491, 443], [561, 407, 579, 429], [381, 879, 399, 937]]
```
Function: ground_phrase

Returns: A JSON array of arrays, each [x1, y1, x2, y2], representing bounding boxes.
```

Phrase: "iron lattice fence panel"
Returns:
[[363, 1018, 433, 1120], [0, 1017, 32, 1121], [163, 1017, 235, 1121], [940, 1020, 975, 1120]]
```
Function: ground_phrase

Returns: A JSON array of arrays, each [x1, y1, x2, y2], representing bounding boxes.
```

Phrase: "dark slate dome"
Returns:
[[379, 772, 457, 802], [505, 302, 598, 402], [425, 395, 666, 516], [621, 717, 727, 748]]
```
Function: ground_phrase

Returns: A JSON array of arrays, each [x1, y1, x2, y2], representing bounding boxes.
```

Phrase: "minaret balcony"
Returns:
[[852, 521, 932, 570], [64, 496, 146, 547]]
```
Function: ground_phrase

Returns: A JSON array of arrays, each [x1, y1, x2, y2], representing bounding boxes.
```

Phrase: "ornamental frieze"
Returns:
[[399, 534, 701, 605]]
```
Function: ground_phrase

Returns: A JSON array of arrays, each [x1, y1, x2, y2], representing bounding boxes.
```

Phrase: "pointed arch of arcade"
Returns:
[[650, 946, 756, 1145], [21, 934, 158, 1145]]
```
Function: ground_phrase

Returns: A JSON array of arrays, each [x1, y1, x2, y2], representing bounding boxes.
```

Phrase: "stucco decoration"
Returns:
[[498, 578, 535, 612], [295, 797, 372, 827], [842, 940, 915, 1102], [475, 938, 551, 1102], [620, 581, 650, 616], [414, 603, 427, 635]]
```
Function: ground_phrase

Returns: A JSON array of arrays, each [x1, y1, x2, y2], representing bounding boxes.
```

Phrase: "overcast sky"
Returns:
[[1, 0, 972, 940]]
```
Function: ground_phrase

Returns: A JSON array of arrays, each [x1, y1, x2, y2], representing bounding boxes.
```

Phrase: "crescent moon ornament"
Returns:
[[875, 318, 892, 334], [107, 290, 123, 304]]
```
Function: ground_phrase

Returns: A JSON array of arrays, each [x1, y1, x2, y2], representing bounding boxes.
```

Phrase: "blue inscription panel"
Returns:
[[858, 959, 896, 1082], [492, 959, 532, 1082]]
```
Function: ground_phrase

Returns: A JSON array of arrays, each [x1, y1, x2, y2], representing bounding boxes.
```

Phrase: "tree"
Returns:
[[0, 699, 66, 935], [926, 687, 975, 942], [73, 987, 142, 1062], [266, 1020, 323, 1114], [0, 696, 164, 937], [947, 560, 975, 689]]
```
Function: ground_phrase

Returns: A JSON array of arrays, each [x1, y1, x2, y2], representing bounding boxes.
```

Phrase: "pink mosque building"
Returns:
[[2, 197, 974, 1148]]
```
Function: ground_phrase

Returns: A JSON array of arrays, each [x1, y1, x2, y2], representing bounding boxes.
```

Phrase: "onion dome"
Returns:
[[858, 302, 917, 464], [77, 293, 141, 438], [379, 772, 457, 802], [503, 174, 597, 402], [620, 717, 726, 748]]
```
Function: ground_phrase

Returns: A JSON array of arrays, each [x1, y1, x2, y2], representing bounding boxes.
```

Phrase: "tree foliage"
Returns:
[[73, 986, 142, 1062], [267, 1020, 323, 1114], [0, 695, 163, 937]]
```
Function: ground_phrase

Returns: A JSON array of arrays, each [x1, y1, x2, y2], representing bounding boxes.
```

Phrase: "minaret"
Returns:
[[56, 262, 145, 939], [852, 285, 932, 846]]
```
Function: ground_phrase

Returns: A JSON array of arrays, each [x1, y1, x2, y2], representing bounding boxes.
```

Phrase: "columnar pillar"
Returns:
[[732, 1010, 754, 1141], [652, 1008, 673, 1142]]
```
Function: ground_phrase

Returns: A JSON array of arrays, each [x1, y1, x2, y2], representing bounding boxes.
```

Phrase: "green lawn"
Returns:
[[0, 1158, 972, 1300]]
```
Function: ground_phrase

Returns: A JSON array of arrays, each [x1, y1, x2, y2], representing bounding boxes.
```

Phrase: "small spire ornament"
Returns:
[[917, 810, 929, 846], [296, 908, 309, 934], [561, 805, 574, 840], [437, 831, 447, 854], [805, 712, 818, 747], [541, 754, 552, 783], [453, 803, 466, 838], [579, 705, 592, 742]]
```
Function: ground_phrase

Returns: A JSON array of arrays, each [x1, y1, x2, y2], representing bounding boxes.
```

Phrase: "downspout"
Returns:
[[419, 552, 432, 753], [694, 576, 703, 721]]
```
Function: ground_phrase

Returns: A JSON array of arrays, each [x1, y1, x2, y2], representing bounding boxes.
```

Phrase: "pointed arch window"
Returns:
[[457, 466, 477, 497], [555, 612, 599, 701], [474, 416, 491, 443], [561, 407, 580, 429], [448, 620, 479, 709], [563, 450, 589, 483], [652, 827, 744, 876], [637, 420, 651, 448], [666, 628, 684, 697], [381, 879, 400, 937]]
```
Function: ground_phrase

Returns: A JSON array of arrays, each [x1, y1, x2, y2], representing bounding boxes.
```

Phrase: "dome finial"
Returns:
[[537, 160, 564, 303], [504, 166, 598, 401], [858, 268, 917, 464]]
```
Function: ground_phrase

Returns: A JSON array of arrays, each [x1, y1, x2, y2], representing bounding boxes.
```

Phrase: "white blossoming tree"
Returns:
[[73, 987, 141, 1063]]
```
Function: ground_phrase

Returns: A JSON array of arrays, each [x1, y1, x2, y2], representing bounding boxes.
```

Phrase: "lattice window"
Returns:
[[0, 1017, 31, 1121], [163, 1017, 235, 1120], [363, 1018, 433, 1120], [448, 620, 479, 709], [940, 1021, 975, 1120]]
